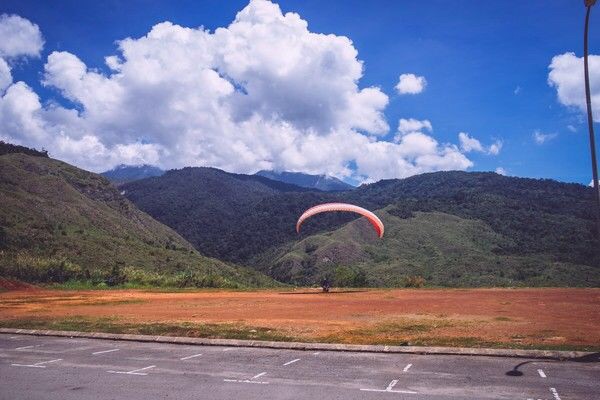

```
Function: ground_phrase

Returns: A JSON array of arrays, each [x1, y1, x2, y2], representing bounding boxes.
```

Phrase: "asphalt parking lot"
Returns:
[[0, 333, 597, 399]]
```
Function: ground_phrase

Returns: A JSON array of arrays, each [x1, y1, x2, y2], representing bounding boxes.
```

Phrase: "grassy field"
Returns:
[[1, 287, 598, 351]]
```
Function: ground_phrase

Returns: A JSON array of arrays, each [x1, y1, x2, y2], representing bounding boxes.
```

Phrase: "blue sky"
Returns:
[[0, 0, 598, 184]]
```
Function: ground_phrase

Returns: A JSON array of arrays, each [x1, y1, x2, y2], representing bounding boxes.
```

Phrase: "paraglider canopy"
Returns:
[[296, 203, 384, 238]]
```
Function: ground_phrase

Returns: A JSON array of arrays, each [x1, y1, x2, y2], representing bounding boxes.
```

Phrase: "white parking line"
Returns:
[[180, 353, 202, 360], [107, 365, 156, 376], [15, 345, 37, 350], [313, 352, 320, 355], [403, 364, 412, 372], [252, 372, 267, 380], [283, 358, 300, 366], [223, 379, 269, 385], [386, 379, 400, 391], [360, 378, 417, 394], [224, 371, 269, 384], [537, 369, 546, 378], [222, 348, 234, 352], [11, 358, 62, 368], [550, 387, 561, 400], [92, 349, 120, 355]]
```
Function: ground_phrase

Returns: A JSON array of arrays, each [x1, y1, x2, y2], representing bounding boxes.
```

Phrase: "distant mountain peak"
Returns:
[[256, 170, 355, 191], [101, 164, 164, 184]]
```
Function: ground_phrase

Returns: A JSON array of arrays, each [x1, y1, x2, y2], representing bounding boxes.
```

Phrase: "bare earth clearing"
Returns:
[[0, 287, 598, 350]]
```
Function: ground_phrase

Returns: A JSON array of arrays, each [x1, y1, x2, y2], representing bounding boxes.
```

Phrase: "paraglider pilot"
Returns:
[[321, 277, 331, 293]]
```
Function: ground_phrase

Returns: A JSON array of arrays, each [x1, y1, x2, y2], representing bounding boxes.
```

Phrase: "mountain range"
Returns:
[[255, 170, 354, 191], [101, 164, 164, 184], [2, 142, 599, 288], [122, 166, 600, 287], [101, 164, 354, 192]]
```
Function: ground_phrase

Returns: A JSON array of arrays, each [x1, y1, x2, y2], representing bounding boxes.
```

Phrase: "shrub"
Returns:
[[403, 275, 426, 288], [105, 263, 126, 286], [332, 266, 368, 287], [0, 253, 84, 282]]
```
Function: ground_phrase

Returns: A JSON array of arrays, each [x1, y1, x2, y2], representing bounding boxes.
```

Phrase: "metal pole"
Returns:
[[584, 1, 600, 236]]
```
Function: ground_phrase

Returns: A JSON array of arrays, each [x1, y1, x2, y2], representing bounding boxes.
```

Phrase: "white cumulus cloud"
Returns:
[[458, 132, 502, 155], [395, 73, 427, 95], [381, 118, 472, 180], [0, 14, 44, 58], [0, 14, 44, 94], [0, 58, 12, 92], [548, 52, 600, 122], [0, 1, 476, 182], [458, 132, 484, 153], [397, 118, 432, 135]]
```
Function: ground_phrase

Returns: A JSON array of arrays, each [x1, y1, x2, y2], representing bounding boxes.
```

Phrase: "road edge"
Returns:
[[1, 328, 594, 360]]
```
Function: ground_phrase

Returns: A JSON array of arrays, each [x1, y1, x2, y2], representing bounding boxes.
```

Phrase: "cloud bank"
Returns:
[[0, 1, 496, 181]]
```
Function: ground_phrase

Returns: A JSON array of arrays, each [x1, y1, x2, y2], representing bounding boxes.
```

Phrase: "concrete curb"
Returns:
[[0, 328, 593, 360]]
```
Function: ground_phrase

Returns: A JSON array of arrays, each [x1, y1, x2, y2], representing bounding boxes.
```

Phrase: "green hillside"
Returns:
[[262, 209, 599, 287], [122, 167, 599, 287], [0, 152, 275, 288], [345, 171, 599, 267], [121, 166, 321, 262]]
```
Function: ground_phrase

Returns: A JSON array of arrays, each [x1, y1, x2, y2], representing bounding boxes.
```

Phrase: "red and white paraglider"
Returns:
[[296, 203, 384, 238]]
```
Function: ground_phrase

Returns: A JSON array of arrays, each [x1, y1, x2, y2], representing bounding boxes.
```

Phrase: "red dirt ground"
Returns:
[[0, 278, 39, 292], [1, 288, 598, 347]]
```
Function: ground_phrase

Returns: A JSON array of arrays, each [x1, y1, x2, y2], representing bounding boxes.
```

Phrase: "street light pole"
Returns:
[[583, 0, 600, 236]]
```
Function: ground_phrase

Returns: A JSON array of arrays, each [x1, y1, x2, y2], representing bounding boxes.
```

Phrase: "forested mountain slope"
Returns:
[[261, 208, 599, 287], [0, 153, 274, 288], [123, 168, 599, 286]]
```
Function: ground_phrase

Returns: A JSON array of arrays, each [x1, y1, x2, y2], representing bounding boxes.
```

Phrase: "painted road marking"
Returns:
[[403, 364, 412, 372], [224, 372, 269, 385], [92, 349, 120, 355], [107, 365, 156, 376], [360, 378, 417, 394], [386, 379, 400, 391], [313, 352, 320, 355], [223, 379, 269, 384], [537, 369, 546, 378], [15, 345, 38, 350], [11, 358, 62, 368], [252, 372, 267, 380], [283, 358, 300, 366], [222, 348, 234, 352], [550, 387, 561, 400], [180, 353, 202, 361]]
